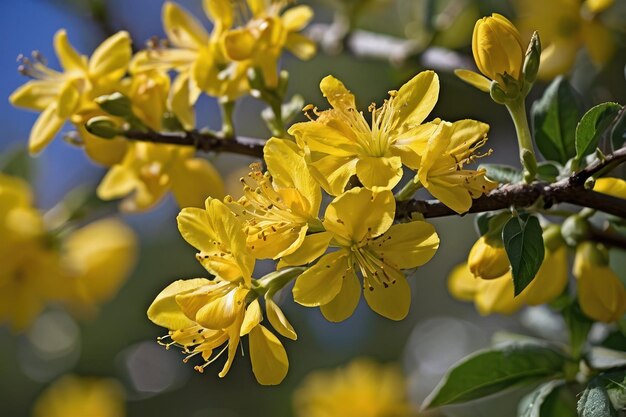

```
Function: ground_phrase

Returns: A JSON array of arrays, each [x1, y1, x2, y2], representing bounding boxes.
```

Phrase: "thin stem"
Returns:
[[219, 100, 236, 139], [394, 176, 422, 202], [505, 98, 537, 183]]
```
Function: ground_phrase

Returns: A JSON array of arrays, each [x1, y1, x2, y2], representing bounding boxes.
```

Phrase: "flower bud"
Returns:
[[561, 215, 590, 246], [85, 116, 119, 139], [472, 14, 525, 87], [574, 242, 626, 323], [467, 236, 510, 280], [523, 31, 541, 85], [95, 92, 133, 117]]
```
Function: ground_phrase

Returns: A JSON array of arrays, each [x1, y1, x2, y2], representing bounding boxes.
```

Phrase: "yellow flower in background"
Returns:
[[448, 245, 568, 315], [293, 188, 439, 321], [222, 0, 317, 88], [10, 30, 131, 157], [515, 0, 616, 79], [0, 174, 137, 331], [574, 242, 626, 323], [225, 138, 322, 260], [289, 71, 440, 195], [467, 235, 510, 279], [593, 177, 626, 199], [416, 120, 497, 214], [293, 358, 415, 417], [97, 142, 224, 212], [32, 375, 125, 417]]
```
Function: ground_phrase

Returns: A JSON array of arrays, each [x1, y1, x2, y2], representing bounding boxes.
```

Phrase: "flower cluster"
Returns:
[[0, 174, 136, 330]]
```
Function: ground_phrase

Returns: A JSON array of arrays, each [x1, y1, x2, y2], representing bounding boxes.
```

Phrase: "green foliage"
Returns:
[[575, 102, 622, 162], [475, 211, 511, 244], [578, 378, 619, 417], [481, 163, 523, 183], [531, 77, 581, 165], [502, 214, 545, 295], [518, 380, 577, 417], [422, 343, 567, 409], [0, 147, 35, 181], [535, 161, 560, 182], [611, 107, 626, 150]]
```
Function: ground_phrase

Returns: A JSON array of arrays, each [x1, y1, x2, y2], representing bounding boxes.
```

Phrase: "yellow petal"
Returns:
[[475, 273, 525, 315], [454, 69, 491, 93], [285, 32, 317, 60], [391, 121, 441, 169], [223, 28, 256, 61], [363, 272, 411, 321], [240, 299, 263, 336], [538, 39, 578, 80], [89, 31, 132, 80], [10, 81, 60, 111], [248, 325, 289, 385], [266, 298, 297, 340], [594, 177, 626, 199], [246, 0, 265, 17], [577, 265, 626, 323], [307, 154, 358, 196], [53, 29, 87, 72], [78, 124, 128, 167], [163, 2, 209, 49], [585, 0, 614, 13], [147, 278, 211, 329], [56, 81, 80, 118], [282, 5, 314, 31], [320, 267, 360, 322], [203, 0, 233, 31], [29, 103, 65, 154], [219, 309, 244, 378], [582, 20, 615, 66], [195, 287, 247, 330], [355, 156, 403, 192], [168, 72, 196, 130], [426, 180, 473, 214], [96, 165, 136, 200], [448, 263, 479, 302], [319, 75, 356, 112], [290, 120, 360, 157], [292, 251, 350, 307], [170, 157, 225, 208], [523, 247, 568, 305], [393, 70, 439, 128], [323, 188, 395, 243], [467, 236, 510, 280], [278, 231, 333, 268], [373, 221, 439, 269]]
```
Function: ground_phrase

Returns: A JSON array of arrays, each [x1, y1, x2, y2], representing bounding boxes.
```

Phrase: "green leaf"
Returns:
[[610, 106, 626, 150], [0, 146, 35, 181], [536, 162, 561, 182], [563, 301, 592, 360], [480, 163, 523, 183], [531, 77, 582, 164], [502, 214, 545, 296], [475, 211, 512, 240], [578, 379, 618, 417], [575, 102, 622, 162], [422, 343, 567, 409], [518, 380, 576, 417]]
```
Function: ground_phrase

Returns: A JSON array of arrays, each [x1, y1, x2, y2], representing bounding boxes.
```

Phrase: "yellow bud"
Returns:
[[472, 14, 525, 87], [574, 242, 626, 323], [467, 236, 510, 280]]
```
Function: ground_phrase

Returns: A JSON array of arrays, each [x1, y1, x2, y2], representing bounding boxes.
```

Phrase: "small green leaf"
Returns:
[[422, 343, 566, 409], [502, 214, 545, 295], [0, 146, 35, 181], [578, 379, 619, 417], [563, 301, 592, 360], [531, 77, 582, 164], [475, 211, 511, 239], [610, 106, 626, 150], [518, 380, 576, 417], [536, 162, 561, 182], [575, 102, 622, 161], [480, 164, 523, 183]]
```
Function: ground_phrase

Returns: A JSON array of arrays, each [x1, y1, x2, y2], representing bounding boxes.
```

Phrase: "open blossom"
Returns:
[[289, 71, 440, 195], [292, 188, 439, 321], [225, 137, 322, 260], [148, 198, 295, 384], [10, 30, 131, 161]]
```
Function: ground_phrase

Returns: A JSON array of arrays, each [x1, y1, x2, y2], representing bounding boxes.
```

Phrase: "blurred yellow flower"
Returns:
[[293, 358, 415, 417], [97, 142, 224, 212], [0, 174, 136, 331], [32, 375, 125, 417], [574, 242, 626, 323], [593, 177, 626, 199], [293, 188, 439, 321], [10, 30, 131, 158], [515, 0, 616, 79], [289, 72, 441, 194], [225, 138, 322, 260], [467, 235, 510, 280]]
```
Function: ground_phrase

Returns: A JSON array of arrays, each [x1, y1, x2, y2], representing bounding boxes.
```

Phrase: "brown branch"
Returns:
[[589, 227, 626, 251]]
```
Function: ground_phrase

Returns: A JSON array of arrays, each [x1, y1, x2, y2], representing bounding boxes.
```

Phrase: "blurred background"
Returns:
[[0, 0, 625, 416]]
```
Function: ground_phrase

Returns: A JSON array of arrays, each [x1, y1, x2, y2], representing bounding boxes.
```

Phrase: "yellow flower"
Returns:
[[472, 14, 525, 87], [32, 375, 125, 417], [467, 235, 510, 279], [515, 0, 616, 79], [0, 174, 137, 330], [288, 72, 440, 195], [10, 30, 131, 157], [222, 0, 317, 88], [574, 242, 626, 323], [449, 246, 568, 315], [292, 188, 439, 321], [416, 120, 497, 214], [97, 142, 224, 212], [593, 177, 626, 199], [225, 138, 322, 259], [293, 358, 414, 417]]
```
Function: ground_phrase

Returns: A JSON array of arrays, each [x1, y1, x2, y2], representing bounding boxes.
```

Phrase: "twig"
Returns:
[[589, 227, 626, 251]]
